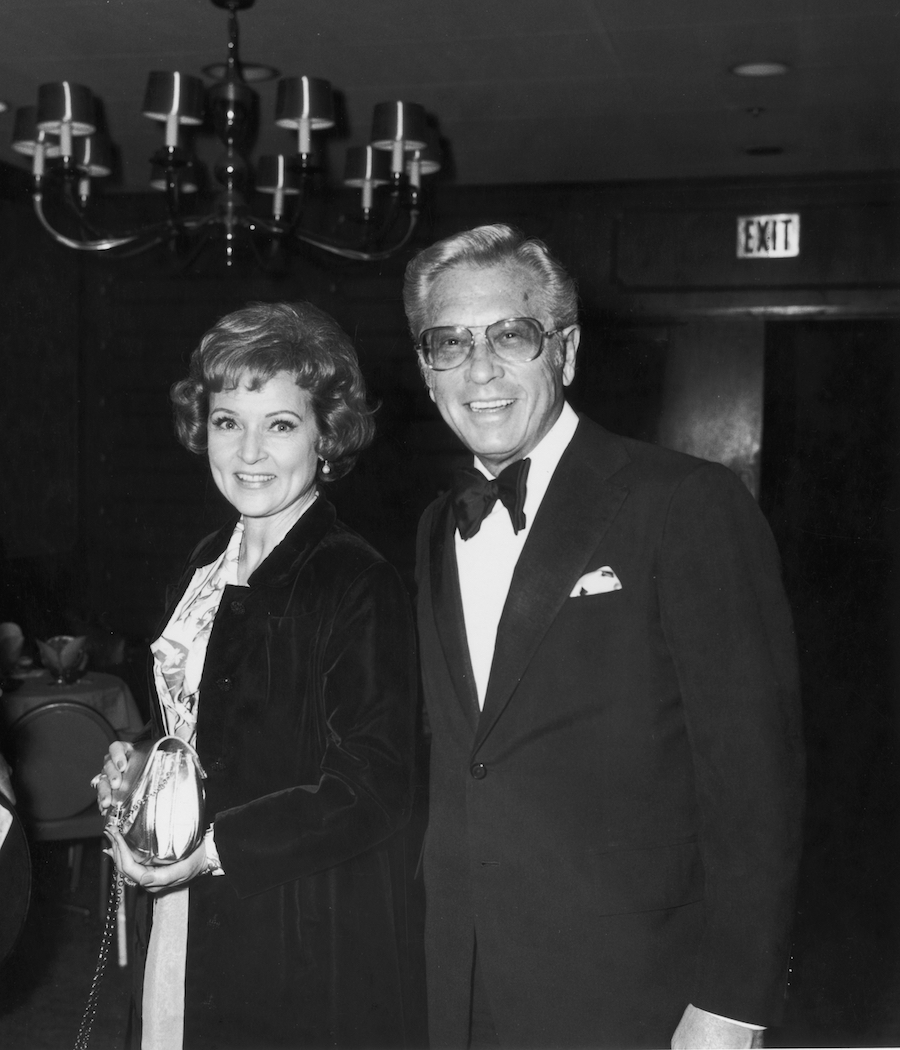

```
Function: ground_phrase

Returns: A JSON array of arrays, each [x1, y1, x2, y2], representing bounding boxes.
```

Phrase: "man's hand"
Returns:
[[672, 1005, 763, 1049], [104, 825, 209, 892]]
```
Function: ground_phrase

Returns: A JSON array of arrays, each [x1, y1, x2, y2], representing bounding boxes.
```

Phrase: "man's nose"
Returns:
[[466, 334, 503, 382]]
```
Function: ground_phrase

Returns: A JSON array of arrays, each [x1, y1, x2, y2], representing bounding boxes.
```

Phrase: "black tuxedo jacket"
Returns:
[[415, 417, 804, 1049]]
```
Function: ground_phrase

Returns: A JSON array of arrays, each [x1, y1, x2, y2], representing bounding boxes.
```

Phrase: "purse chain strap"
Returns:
[[117, 753, 181, 827], [73, 866, 125, 1050]]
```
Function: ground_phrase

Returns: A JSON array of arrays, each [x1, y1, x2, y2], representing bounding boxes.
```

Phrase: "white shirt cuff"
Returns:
[[696, 1007, 765, 1031]]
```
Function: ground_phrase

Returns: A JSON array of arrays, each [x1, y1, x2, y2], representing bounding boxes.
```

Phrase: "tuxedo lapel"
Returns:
[[429, 496, 481, 730], [474, 423, 630, 751]]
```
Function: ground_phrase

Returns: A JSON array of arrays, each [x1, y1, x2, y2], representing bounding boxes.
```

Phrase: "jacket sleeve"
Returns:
[[210, 560, 418, 898], [656, 462, 805, 1026]]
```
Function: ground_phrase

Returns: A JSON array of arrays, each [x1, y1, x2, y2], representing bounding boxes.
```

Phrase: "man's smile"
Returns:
[[467, 398, 516, 412]]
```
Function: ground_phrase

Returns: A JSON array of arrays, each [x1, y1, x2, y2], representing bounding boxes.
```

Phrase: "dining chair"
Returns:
[[7, 700, 121, 943]]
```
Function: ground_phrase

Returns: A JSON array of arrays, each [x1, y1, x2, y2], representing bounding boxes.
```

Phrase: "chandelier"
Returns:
[[10, 0, 442, 268]]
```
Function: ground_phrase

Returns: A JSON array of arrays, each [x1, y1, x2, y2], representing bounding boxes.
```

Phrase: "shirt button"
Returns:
[[230, 600, 245, 615], [216, 676, 232, 691], [470, 763, 487, 780]]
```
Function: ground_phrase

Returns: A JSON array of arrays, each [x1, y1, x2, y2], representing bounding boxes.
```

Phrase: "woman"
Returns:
[[97, 301, 419, 1050]]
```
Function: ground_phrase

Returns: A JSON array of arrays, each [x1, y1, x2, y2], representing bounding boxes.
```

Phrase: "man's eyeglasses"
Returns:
[[416, 317, 566, 372]]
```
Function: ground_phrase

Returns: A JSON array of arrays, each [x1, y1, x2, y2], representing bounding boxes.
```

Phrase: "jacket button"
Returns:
[[470, 763, 487, 780], [230, 600, 245, 615], [216, 676, 232, 691]]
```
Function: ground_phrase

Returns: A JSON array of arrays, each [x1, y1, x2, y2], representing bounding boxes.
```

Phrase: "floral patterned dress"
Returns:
[[141, 520, 243, 1050]]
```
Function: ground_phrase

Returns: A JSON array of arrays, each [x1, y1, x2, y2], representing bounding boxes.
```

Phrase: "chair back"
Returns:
[[9, 701, 116, 822]]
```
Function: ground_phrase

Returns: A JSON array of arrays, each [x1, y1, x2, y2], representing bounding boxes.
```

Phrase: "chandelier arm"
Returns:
[[32, 192, 196, 255], [33, 193, 143, 251], [175, 219, 225, 272], [288, 209, 420, 262]]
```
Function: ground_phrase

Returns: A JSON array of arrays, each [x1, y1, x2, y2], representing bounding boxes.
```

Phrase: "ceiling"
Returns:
[[1, 0, 899, 193]]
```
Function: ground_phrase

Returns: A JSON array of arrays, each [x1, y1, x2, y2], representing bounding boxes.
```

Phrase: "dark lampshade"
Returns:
[[36, 82, 95, 136], [275, 77, 335, 130], [142, 72, 205, 124], [370, 101, 428, 152], [74, 134, 113, 178], [149, 161, 201, 194], [406, 128, 442, 183], [11, 106, 61, 157], [343, 145, 391, 188], [256, 155, 301, 195]]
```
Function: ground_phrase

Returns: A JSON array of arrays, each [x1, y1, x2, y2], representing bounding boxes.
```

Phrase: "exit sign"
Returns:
[[736, 213, 800, 258]]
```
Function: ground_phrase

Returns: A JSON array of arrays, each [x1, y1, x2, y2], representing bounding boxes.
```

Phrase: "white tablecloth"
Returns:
[[1, 670, 145, 740]]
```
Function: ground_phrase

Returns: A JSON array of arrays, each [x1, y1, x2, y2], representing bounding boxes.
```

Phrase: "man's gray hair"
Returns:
[[402, 224, 579, 339]]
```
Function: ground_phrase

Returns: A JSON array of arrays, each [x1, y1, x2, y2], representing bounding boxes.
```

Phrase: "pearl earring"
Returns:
[[321, 460, 331, 475]]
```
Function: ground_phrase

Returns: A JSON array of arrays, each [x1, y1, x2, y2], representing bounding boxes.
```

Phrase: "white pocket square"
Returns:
[[570, 566, 622, 597]]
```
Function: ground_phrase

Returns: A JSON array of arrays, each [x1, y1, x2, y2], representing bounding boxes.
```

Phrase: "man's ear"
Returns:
[[561, 326, 580, 387], [418, 355, 437, 401]]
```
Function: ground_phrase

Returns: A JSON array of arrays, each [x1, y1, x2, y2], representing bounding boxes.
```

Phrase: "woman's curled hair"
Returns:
[[171, 301, 375, 482]]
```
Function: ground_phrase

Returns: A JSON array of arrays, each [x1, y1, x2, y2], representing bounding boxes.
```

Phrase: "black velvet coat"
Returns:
[[131, 497, 420, 1050], [416, 418, 805, 1049]]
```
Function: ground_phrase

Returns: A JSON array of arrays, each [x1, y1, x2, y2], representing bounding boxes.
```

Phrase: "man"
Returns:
[[403, 225, 804, 1049]]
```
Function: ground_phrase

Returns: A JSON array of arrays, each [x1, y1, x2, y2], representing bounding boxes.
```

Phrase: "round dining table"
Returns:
[[0, 669, 146, 741]]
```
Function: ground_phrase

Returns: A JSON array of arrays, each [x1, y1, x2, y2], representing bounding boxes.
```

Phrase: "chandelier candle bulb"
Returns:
[[298, 117, 311, 156], [59, 122, 73, 161], [32, 140, 46, 179], [165, 113, 180, 149], [407, 155, 422, 189]]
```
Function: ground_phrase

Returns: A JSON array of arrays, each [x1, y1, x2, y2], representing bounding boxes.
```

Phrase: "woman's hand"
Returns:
[[104, 826, 210, 892], [94, 740, 134, 814]]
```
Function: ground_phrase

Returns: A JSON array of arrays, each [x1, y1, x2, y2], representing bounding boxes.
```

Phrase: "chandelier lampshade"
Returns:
[[371, 101, 428, 175], [36, 82, 95, 136], [12, 106, 61, 158], [344, 145, 392, 213], [275, 76, 335, 156], [149, 161, 201, 194], [142, 72, 205, 150], [74, 133, 113, 178]]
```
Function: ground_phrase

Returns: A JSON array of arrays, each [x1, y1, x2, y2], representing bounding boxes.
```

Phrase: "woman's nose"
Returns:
[[239, 429, 265, 462]]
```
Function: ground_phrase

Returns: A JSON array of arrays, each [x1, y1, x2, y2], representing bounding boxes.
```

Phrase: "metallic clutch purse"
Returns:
[[107, 736, 207, 866]]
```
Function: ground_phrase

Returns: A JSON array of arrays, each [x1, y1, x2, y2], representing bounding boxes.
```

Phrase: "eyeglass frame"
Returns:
[[415, 316, 575, 372]]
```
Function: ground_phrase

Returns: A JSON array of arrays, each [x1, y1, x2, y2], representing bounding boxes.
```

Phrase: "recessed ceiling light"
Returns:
[[732, 61, 789, 77], [0, 101, 7, 114]]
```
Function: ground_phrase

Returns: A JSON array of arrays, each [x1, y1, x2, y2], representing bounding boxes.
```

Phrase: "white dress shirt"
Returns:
[[455, 402, 579, 708]]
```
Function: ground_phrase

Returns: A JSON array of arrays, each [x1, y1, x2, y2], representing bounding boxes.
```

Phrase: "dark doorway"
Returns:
[[761, 320, 900, 1046]]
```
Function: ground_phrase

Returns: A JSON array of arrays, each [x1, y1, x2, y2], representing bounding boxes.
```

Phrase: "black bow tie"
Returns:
[[451, 458, 531, 541]]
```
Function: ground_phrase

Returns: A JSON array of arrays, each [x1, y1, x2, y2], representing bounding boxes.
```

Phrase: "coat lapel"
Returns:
[[474, 422, 631, 751], [428, 496, 481, 730]]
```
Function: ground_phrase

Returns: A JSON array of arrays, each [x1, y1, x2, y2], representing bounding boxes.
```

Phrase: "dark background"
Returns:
[[1, 170, 899, 1045]]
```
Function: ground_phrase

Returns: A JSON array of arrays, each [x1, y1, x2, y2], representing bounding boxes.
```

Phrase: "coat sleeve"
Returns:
[[210, 560, 418, 898], [656, 462, 804, 1027]]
